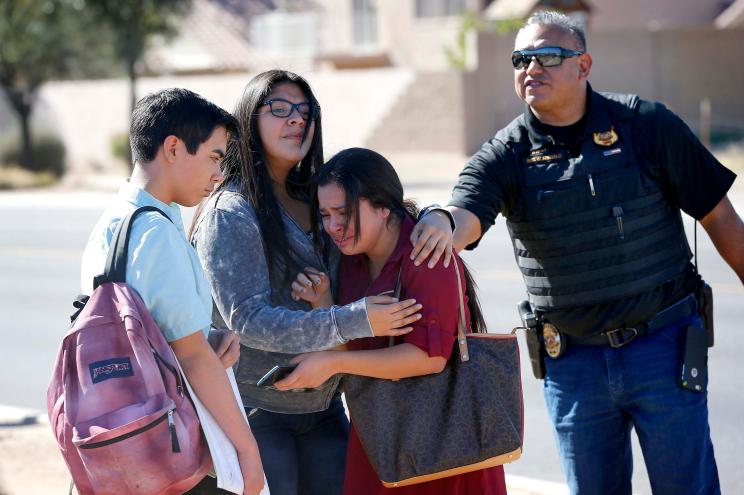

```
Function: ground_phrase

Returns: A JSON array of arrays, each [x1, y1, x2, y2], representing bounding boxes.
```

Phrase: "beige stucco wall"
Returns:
[[31, 68, 415, 173], [375, 2, 472, 70], [317, 0, 356, 52], [464, 31, 522, 152], [590, 28, 744, 131], [314, 0, 472, 70], [588, 0, 724, 30], [366, 71, 467, 153]]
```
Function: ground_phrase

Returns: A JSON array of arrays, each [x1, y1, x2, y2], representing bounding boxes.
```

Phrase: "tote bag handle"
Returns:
[[390, 251, 471, 362]]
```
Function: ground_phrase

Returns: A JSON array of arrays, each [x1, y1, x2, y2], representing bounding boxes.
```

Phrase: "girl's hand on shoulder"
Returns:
[[366, 295, 422, 337], [273, 351, 339, 390], [291, 267, 333, 308]]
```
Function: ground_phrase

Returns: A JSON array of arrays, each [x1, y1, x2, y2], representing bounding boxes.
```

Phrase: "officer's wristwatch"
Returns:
[[418, 204, 456, 232]]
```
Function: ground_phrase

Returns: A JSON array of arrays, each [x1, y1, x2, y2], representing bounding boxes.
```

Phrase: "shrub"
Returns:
[[0, 134, 66, 177], [110, 132, 132, 169], [0, 166, 57, 190]]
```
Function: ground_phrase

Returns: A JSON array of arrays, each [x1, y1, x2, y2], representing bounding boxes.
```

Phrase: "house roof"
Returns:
[[142, 0, 325, 74], [144, 0, 254, 74]]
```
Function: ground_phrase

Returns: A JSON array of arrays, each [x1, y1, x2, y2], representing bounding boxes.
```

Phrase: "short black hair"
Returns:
[[521, 10, 587, 51], [129, 88, 238, 164]]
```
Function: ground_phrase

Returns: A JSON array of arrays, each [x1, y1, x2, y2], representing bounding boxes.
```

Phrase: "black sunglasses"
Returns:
[[511, 46, 584, 69], [262, 98, 317, 121]]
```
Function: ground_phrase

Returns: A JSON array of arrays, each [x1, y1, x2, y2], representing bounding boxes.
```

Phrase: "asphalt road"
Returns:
[[0, 185, 741, 494]]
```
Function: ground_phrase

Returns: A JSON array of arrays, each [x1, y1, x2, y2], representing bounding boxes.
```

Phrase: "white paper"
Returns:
[[176, 363, 269, 494]]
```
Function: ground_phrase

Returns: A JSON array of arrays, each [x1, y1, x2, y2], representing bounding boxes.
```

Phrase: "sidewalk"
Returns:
[[0, 408, 566, 495]]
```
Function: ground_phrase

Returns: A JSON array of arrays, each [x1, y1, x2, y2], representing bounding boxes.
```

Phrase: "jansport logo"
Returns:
[[89, 357, 134, 384]]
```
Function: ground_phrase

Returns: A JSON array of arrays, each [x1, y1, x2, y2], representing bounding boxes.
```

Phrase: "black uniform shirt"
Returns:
[[450, 87, 736, 335]]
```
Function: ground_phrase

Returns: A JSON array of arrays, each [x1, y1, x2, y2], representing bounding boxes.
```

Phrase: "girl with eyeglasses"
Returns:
[[190, 70, 422, 495], [275, 147, 508, 495]]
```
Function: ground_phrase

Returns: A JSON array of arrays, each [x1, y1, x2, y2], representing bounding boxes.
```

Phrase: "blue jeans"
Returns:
[[543, 314, 720, 495], [247, 395, 349, 495]]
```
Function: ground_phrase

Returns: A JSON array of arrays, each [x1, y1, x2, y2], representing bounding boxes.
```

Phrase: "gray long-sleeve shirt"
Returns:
[[191, 183, 373, 413]]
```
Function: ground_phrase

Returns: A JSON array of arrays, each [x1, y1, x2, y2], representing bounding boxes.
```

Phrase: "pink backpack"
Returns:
[[47, 206, 211, 494]]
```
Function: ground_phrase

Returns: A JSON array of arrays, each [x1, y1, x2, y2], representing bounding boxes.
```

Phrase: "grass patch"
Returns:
[[0, 166, 58, 190]]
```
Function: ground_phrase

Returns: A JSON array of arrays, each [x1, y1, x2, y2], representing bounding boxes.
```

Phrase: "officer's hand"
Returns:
[[410, 210, 453, 268]]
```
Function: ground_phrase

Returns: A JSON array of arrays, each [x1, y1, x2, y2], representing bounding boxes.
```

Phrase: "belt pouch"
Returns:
[[696, 280, 714, 347], [679, 324, 708, 393], [525, 327, 546, 379]]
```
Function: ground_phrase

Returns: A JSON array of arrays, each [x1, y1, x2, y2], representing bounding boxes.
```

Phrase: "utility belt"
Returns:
[[518, 280, 714, 380]]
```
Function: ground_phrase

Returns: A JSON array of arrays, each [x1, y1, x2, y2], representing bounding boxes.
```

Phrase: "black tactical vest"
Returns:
[[504, 93, 691, 311]]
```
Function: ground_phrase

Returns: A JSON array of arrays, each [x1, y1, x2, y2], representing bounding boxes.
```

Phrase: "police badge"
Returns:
[[593, 126, 618, 147], [542, 322, 566, 358]]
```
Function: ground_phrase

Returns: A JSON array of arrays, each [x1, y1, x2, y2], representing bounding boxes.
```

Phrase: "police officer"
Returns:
[[411, 10, 744, 495]]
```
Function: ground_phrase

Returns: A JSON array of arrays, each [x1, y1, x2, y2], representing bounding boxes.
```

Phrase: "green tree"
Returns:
[[88, 0, 192, 117], [0, 0, 115, 170]]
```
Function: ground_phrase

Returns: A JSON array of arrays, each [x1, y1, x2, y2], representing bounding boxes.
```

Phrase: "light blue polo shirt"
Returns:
[[81, 181, 212, 341]]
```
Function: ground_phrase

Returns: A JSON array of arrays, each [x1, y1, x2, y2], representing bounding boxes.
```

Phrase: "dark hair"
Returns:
[[521, 10, 587, 51], [129, 88, 237, 164], [314, 147, 486, 333], [314, 148, 414, 245], [213, 70, 324, 283]]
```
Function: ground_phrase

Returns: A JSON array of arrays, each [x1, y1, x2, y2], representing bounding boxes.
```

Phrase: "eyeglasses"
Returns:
[[262, 98, 317, 121], [511, 46, 584, 70]]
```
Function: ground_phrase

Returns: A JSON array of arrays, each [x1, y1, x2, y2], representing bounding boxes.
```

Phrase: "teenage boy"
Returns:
[[80, 88, 264, 495]]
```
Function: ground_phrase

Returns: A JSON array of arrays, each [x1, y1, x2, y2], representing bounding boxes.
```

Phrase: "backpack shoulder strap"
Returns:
[[93, 206, 171, 289]]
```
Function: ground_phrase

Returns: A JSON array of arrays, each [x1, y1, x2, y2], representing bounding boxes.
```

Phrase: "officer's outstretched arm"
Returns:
[[700, 195, 744, 285], [451, 207, 482, 252], [409, 206, 482, 269]]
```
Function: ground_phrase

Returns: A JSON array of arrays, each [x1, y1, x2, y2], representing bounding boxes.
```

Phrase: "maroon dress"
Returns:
[[339, 216, 507, 495]]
